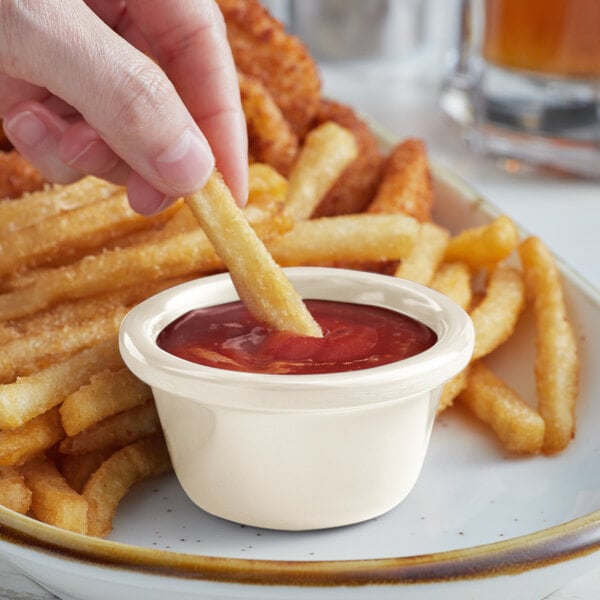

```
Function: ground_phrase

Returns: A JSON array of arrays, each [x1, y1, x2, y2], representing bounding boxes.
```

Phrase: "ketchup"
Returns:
[[156, 300, 437, 375]]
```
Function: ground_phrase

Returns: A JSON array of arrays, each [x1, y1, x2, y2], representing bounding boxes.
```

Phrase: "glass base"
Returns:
[[440, 60, 600, 178]]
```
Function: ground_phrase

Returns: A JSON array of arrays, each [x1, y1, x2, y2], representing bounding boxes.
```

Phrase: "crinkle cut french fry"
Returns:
[[0, 337, 122, 430], [394, 222, 450, 285], [283, 121, 358, 222], [239, 71, 299, 176], [444, 215, 520, 270], [268, 213, 420, 266], [0, 307, 127, 383], [59, 401, 161, 456], [0, 407, 65, 467], [457, 362, 545, 454], [21, 454, 88, 534], [0, 176, 117, 236], [0, 466, 32, 514], [83, 434, 172, 537], [368, 138, 433, 223], [519, 236, 579, 455], [0, 191, 179, 276], [186, 171, 322, 337], [470, 266, 525, 360], [430, 262, 473, 311], [60, 368, 152, 437]]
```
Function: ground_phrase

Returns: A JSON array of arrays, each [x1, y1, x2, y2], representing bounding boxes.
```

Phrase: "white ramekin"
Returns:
[[119, 267, 474, 531]]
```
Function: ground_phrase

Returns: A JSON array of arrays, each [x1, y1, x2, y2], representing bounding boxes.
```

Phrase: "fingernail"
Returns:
[[4, 110, 49, 148], [154, 128, 214, 192]]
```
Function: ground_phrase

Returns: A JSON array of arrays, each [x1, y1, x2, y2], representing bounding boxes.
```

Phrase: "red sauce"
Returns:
[[156, 300, 437, 375]]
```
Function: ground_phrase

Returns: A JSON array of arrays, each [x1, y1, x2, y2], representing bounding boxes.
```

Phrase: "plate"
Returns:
[[1, 162, 599, 600]]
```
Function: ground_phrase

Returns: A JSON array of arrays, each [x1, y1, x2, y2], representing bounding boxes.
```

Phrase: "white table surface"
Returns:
[[1, 54, 599, 600]]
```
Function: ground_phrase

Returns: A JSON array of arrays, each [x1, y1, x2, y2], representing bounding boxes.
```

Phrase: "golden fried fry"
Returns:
[[59, 401, 161, 456], [239, 71, 299, 176], [0, 176, 117, 237], [519, 236, 579, 454], [395, 223, 450, 285], [82, 434, 172, 537], [445, 214, 520, 270], [21, 455, 88, 534], [437, 366, 470, 414], [457, 362, 545, 454], [0, 466, 32, 514], [0, 408, 64, 467], [60, 369, 151, 437], [310, 99, 384, 217], [58, 449, 114, 493], [368, 138, 434, 222], [284, 121, 358, 222], [0, 150, 45, 199], [268, 213, 419, 266], [470, 266, 525, 360], [430, 262, 473, 311], [186, 171, 322, 337], [0, 338, 122, 430]]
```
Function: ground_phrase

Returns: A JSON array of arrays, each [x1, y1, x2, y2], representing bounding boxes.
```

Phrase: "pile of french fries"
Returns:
[[0, 1, 579, 538]]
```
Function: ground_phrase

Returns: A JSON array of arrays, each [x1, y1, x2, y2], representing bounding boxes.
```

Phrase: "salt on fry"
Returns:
[[60, 368, 151, 437], [21, 455, 88, 534], [0, 337, 122, 430], [0, 407, 65, 467], [284, 121, 358, 221], [83, 434, 172, 537], [470, 266, 525, 360], [430, 262, 473, 311], [457, 361, 545, 454], [445, 215, 520, 270], [0, 466, 32, 514], [394, 222, 450, 285], [186, 170, 322, 337], [519, 236, 579, 454], [268, 213, 419, 266], [59, 401, 161, 456]]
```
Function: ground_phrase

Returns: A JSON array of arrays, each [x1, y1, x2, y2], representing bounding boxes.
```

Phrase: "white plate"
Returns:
[[1, 164, 599, 600]]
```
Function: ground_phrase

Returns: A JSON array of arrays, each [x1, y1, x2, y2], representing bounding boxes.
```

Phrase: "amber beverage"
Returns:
[[483, 0, 600, 78]]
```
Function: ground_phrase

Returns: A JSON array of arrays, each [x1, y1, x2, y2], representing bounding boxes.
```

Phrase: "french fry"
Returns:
[[519, 236, 579, 454], [82, 434, 172, 537], [60, 369, 151, 437], [430, 261, 473, 311], [59, 401, 161, 456], [239, 71, 299, 176], [444, 214, 520, 270], [437, 366, 470, 414], [457, 362, 545, 454], [0, 407, 65, 466], [0, 190, 179, 275], [21, 455, 88, 534], [0, 337, 122, 430], [186, 171, 322, 337], [395, 222, 450, 285], [470, 266, 525, 360], [0, 466, 32, 514], [368, 138, 434, 223], [283, 121, 358, 221], [0, 308, 127, 383], [0, 176, 117, 236], [58, 449, 114, 493], [268, 213, 419, 266]]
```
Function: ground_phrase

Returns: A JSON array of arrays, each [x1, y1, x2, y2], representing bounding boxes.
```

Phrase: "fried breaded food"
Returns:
[[310, 99, 384, 217], [0, 150, 46, 199], [217, 0, 321, 137], [368, 138, 433, 222], [238, 71, 299, 176]]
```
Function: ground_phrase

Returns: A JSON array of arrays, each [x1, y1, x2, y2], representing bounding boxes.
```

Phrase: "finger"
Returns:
[[2, 100, 82, 184], [124, 0, 248, 205], [1, 0, 215, 209]]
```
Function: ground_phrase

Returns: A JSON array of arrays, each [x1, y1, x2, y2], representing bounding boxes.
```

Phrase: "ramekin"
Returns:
[[119, 267, 474, 531]]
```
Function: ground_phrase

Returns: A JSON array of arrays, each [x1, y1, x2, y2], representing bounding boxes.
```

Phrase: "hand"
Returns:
[[0, 0, 248, 214]]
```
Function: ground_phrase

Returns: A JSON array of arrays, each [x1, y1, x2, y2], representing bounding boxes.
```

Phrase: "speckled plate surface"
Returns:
[[0, 163, 599, 600]]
